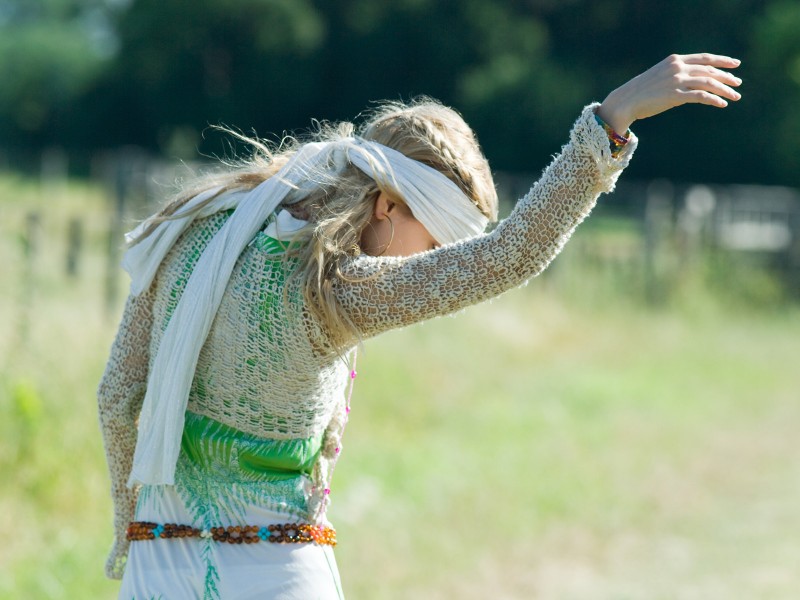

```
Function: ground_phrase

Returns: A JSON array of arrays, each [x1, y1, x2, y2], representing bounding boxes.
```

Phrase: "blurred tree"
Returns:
[[84, 0, 572, 166], [0, 0, 794, 186], [750, 1, 800, 181], [539, 0, 765, 184], [310, 0, 574, 168], [0, 0, 119, 151], [77, 0, 326, 156], [454, 0, 591, 168]]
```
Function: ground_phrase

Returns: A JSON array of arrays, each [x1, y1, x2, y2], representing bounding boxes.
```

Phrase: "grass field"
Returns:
[[1, 174, 798, 599]]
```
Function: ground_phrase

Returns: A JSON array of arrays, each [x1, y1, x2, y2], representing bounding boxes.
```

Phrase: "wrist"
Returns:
[[596, 93, 633, 136]]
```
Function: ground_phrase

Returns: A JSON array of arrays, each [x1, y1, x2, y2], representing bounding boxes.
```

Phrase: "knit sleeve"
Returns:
[[97, 288, 154, 579], [333, 103, 637, 340]]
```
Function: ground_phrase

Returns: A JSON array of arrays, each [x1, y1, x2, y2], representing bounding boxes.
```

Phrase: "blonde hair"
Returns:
[[132, 97, 498, 352]]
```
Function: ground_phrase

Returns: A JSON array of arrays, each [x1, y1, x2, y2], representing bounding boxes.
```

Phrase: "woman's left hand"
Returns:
[[596, 53, 742, 134]]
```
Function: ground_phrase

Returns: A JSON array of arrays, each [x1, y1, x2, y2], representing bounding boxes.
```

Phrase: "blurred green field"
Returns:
[[1, 174, 798, 599]]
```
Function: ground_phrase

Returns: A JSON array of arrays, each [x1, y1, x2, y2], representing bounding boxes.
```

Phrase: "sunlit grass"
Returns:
[[1, 175, 798, 599], [330, 293, 800, 599]]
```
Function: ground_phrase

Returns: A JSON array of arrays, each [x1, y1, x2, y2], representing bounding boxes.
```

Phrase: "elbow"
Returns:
[[96, 375, 117, 417], [97, 380, 143, 428]]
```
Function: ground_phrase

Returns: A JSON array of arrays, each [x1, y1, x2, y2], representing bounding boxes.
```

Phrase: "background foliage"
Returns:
[[1, 0, 798, 185]]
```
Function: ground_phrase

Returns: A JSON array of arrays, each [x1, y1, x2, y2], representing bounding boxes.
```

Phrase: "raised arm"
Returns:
[[97, 288, 154, 579], [333, 103, 630, 339], [333, 54, 741, 341]]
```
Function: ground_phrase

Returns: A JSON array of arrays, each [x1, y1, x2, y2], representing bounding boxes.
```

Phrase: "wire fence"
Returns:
[[9, 152, 800, 325]]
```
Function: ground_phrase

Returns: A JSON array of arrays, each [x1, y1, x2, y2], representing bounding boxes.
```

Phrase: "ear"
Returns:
[[373, 192, 397, 220]]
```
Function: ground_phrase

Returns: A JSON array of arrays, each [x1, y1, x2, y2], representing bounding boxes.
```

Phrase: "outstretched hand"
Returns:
[[596, 53, 742, 134]]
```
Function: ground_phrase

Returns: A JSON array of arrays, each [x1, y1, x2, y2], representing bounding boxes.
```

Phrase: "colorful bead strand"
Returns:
[[127, 522, 337, 546], [593, 113, 631, 159]]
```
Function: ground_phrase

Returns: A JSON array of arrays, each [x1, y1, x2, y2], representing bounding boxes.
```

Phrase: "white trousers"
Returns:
[[118, 488, 344, 600]]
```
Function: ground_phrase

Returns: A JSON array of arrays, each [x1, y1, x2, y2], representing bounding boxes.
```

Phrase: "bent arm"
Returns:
[[333, 104, 636, 340], [97, 288, 154, 579]]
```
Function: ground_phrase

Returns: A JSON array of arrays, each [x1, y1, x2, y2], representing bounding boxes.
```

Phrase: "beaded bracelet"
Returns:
[[127, 521, 337, 546], [593, 113, 631, 159]]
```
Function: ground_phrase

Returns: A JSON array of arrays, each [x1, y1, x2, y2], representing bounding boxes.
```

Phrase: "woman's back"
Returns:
[[154, 210, 349, 442]]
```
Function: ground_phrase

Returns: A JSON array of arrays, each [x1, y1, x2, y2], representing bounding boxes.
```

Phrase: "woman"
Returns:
[[98, 53, 741, 599]]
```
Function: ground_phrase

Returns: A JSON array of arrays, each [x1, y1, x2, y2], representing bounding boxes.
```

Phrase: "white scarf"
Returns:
[[124, 137, 488, 487]]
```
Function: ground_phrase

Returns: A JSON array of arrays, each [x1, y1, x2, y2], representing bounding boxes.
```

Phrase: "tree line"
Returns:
[[1, 0, 798, 186]]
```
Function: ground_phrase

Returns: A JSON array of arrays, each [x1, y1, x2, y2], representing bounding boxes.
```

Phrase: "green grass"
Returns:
[[1, 174, 799, 599], [333, 294, 800, 599]]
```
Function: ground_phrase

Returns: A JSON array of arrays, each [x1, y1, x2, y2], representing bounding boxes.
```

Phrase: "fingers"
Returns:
[[681, 75, 742, 103], [688, 65, 742, 88], [677, 89, 731, 108], [679, 60, 743, 106], [679, 53, 741, 69], [663, 54, 743, 109]]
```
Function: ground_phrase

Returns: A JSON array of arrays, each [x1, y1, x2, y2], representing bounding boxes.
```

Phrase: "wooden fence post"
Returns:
[[18, 212, 41, 346], [65, 217, 83, 278], [105, 158, 127, 316], [643, 180, 674, 305]]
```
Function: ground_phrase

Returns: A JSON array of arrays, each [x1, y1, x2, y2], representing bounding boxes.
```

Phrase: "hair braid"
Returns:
[[408, 112, 485, 215], [360, 98, 498, 222]]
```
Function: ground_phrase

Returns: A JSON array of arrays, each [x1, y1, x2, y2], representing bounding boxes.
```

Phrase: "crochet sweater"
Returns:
[[98, 103, 637, 578]]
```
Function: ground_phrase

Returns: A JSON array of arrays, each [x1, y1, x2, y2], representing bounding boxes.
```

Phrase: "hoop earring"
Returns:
[[376, 215, 395, 257]]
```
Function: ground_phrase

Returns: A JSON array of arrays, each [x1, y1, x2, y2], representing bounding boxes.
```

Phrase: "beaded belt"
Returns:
[[127, 521, 337, 546]]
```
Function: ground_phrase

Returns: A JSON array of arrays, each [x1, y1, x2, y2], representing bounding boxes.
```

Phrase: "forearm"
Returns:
[[486, 102, 637, 274], [98, 400, 141, 578], [97, 290, 153, 578]]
